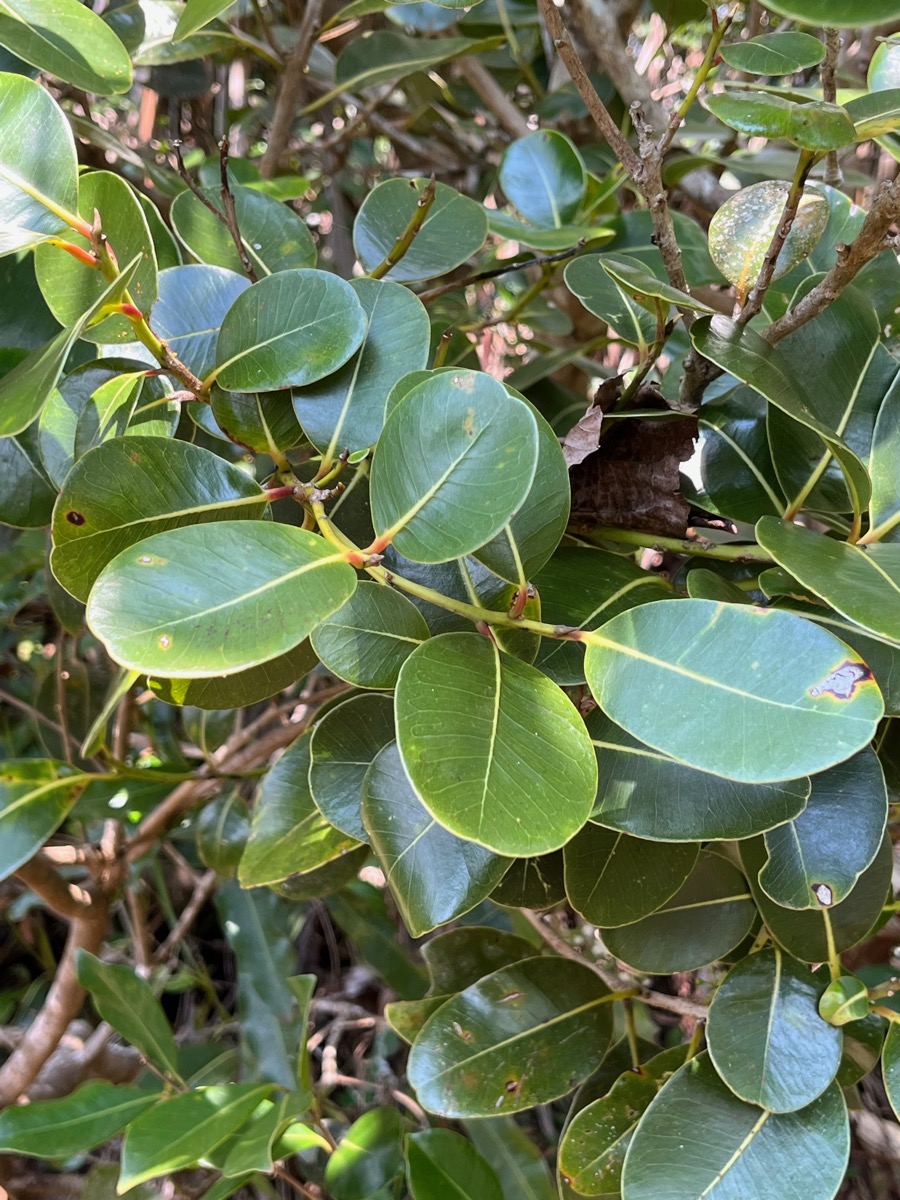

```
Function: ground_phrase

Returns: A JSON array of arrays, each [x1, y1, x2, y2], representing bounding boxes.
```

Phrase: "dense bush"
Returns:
[[2, 0, 900, 1196]]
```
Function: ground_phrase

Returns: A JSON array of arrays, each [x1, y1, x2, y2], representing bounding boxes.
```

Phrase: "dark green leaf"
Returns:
[[564, 254, 658, 348], [51, 436, 268, 602], [408, 957, 614, 1117], [719, 31, 825, 74], [0, 424, 56, 528], [309, 692, 394, 842], [75, 951, 180, 1079], [396, 632, 596, 856], [882, 1023, 900, 1122], [196, 790, 249, 878], [213, 269, 366, 392], [621, 1054, 849, 1200], [707, 947, 841, 1111], [698, 385, 786, 523], [601, 850, 756, 973], [870, 372, 900, 542], [759, 748, 887, 909], [407, 1128, 503, 1200], [311, 581, 429, 690], [490, 851, 566, 910], [422, 926, 536, 995], [0, 1082, 158, 1158], [209, 385, 303, 454], [327, 881, 428, 999], [464, 1118, 556, 1200], [363, 742, 509, 936], [148, 640, 316, 710], [86, 522, 357, 677], [498, 130, 586, 229]]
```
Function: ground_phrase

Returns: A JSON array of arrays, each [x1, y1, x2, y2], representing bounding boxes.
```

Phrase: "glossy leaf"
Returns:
[[564, 254, 658, 348], [464, 1118, 557, 1200], [0, 1082, 158, 1158], [170, 184, 316, 276], [490, 851, 566, 910], [311, 581, 429, 690], [741, 832, 893, 960], [587, 599, 882, 784], [86, 521, 357, 677], [498, 130, 586, 228], [172, 0, 236, 38], [0, 423, 55, 528], [759, 0, 900, 26], [870, 372, 900, 542], [422, 926, 536, 995], [599, 254, 714, 314], [719, 31, 825, 74], [0, 760, 86, 881], [706, 89, 796, 139], [0, 73, 77, 255], [708, 181, 827, 294], [408, 957, 613, 1117], [324, 1107, 406, 1200], [370, 370, 538, 563], [621, 1055, 849, 1200], [196, 790, 249, 878], [309, 693, 395, 842], [0, 0, 131, 92], [757, 516, 900, 643], [240, 733, 361, 887], [846, 89, 900, 140], [75, 951, 180, 1080], [119, 1085, 271, 1192], [819, 975, 870, 1027], [213, 269, 366, 393], [564, 823, 698, 927], [353, 176, 488, 283], [363, 742, 509, 936], [601, 850, 756, 973], [870, 39, 900, 91], [698, 385, 786, 523], [35, 171, 157, 342], [407, 1128, 503, 1200], [882, 1023, 900, 1122], [209, 385, 303, 454], [292, 278, 429, 458], [759, 748, 887, 909], [148, 640, 316, 710], [396, 632, 596, 856], [707, 947, 841, 1111], [51, 436, 268, 602]]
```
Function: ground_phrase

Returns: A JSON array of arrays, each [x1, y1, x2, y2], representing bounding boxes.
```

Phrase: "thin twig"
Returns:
[[822, 29, 843, 188], [154, 868, 219, 961], [456, 55, 530, 137], [219, 137, 259, 283], [418, 243, 585, 303], [0, 686, 66, 738], [261, 0, 325, 178]]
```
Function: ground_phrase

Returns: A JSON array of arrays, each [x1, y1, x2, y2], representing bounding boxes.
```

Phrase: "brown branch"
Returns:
[[822, 29, 843, 188], [219, 137, 259, 283], [260, 0, 325, 178], [456, 56, 530, 138], [153, 868, 219, 962], [14, 854, 95, 921]]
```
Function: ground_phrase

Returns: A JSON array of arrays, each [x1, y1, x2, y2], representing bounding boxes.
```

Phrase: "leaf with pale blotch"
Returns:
[[708, 181, 828, 295]]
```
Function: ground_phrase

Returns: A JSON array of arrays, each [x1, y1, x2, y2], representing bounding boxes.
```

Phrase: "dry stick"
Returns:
[[520, 908, 708, 1021], [219, 136, 259, 283], [153, 868, 219, 962], [260, 0, 325, 179], [15, 854, 95, 921], [456, 55, 530, 138], [822, 29, 843, 188]]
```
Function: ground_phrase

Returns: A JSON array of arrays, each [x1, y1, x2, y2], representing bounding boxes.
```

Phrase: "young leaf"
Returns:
[[213, 269, 367, 392], [396, 633, 597, 856], [308, 692, 395, 842], [621, 1055, 849, 1200], [498, 130, 587, 229], [362, 742, 509, 936], [369, 370, 538, 563], [707, 947, 842, 1111], [311, 581, 430, 690], [407, 957, 614, 1117], [86, 521, 357, 677], [75, 951, 180, 1079], [0, 1082, 158, 1158], [51, 436, 269, 602], [585, 599, 883, 784], [846, 88, 900, 139], [406, 1128, 503, 1200]]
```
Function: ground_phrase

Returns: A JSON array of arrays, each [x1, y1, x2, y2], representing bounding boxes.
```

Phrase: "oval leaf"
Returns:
[[308, 692, 395, 842], [311, 581, 429, 690], [0, 0, 131, 92], [0, 1082, 158, 1158], [499, 130, 586, 229], [719, 31, 826, 75]]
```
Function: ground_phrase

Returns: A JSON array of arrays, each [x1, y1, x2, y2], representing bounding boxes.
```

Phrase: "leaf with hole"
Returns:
[[86, 521, 357, 677], [396, 633, 596, 856]]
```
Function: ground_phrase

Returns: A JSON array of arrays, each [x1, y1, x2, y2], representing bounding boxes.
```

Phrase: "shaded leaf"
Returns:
[[311, 581, 429, 690], [0, 1082, 158, 1158], [407, 1128, 503, 1200], [309, 692, 394, 843], [499, 130, 586, 228], [324, 1107, 406, 1200]]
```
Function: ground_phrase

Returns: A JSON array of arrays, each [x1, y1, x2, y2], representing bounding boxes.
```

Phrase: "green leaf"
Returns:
[[407, 957, 614, 1117], [34, 171, 157, 342], [708, 181, 828, 294], [311, 581, 429, 690], [740, 832, 893, 960], [407, 1128, 503, 1200], [837, 1013, 884, 1086], [87, 522, 356, 677], [363, 742, 509, 936], [212, 269, 366, 393], [386, 995, 449, 1044], [557, 1045, 688, 1196], [564, 823, 698, 927], [882, 1023, 900, 1122], [0, 73, 78, 255], [173, 0, 237, 40], [422, 925, 536, 994], [463, 1118, 556, 1200], [0, 0, 131, 93], [564, 254, 658, 348], [292, 278, 429, 458], [759, 0, 900, 27], [707, 947, 841, 1111], [819, 975, 870, 1026], [621, 1055, 849, 1200], [396, 632, 596, 856], [327, 881, 428, 999], [75, 951, 180, 1079], [148, 640, 317, 710], [599, 254, 715, 314], [757, 517, 900, 643], [0, 256, 139, 438], [197, 790, 249, 879], [0, 424, 56, 528], [870, 40, 900, 91], [0, 760, 86, 881], [119, 1085, 272, 1192], [601, 850, 755, 973], [845, 88, 900, 139], [490, 851, 566, 911], [51, 436, 268, 602], [169, 185, 316, 276], [208, 384, 302, 454], [759, 748, 887, 909], [706, 89, 797, 139], [353, 176, 488, 283], [870, 372, 900, 542], [0, 1082, 158, 1158], [212, 1095, 303, 1178], [534, 547, 669, 686], [585, 599, 883, 784], [239, 733, 361, 888], [788, 101, 857, 151], [309, 692, 394, 842], [488, 209, 602, 251], [498, 131, 586, 229], [719, 31, 826, 75], [324, 1107, 406, 1200], [370, 370, 538, 563], [699, 385, 786, 523]]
